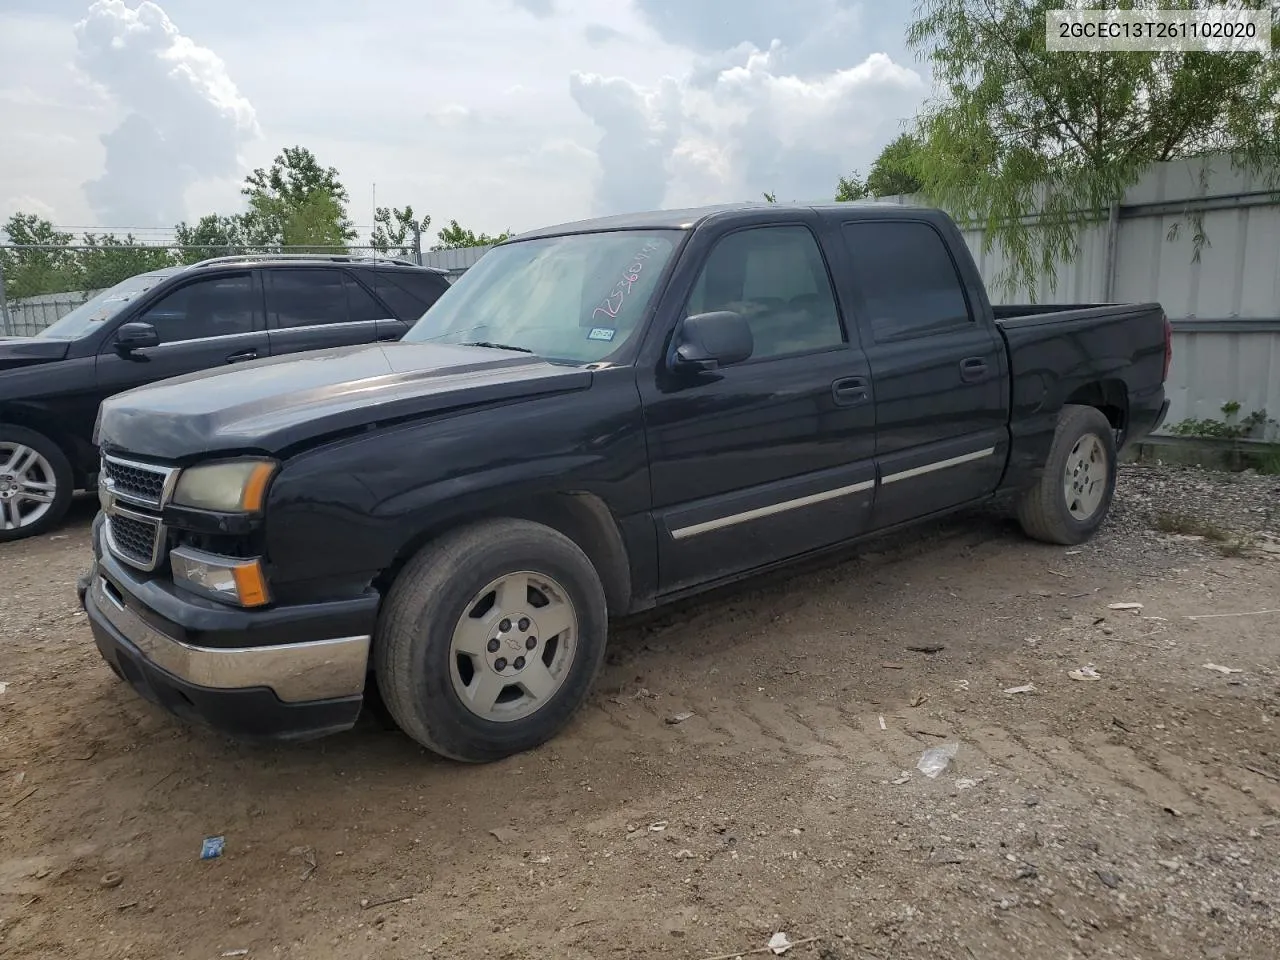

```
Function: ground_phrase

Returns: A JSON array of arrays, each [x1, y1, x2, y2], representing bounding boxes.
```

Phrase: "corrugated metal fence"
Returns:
[[3, 290, 103, 337], [875, 155, 1280, 440]]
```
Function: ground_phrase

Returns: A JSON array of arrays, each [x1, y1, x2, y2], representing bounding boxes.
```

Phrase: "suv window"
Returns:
[[345, 275, 389, 323], [687, 225, 844, 360], [266, 268, 348, 328], [371, 270, 448, 322], [841, 221, 971, 340], [136, 274, 255, 343]]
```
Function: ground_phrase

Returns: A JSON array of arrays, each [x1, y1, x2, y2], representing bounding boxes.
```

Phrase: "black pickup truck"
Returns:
[[0, 255, 450, 542], [80, 203, 1171, 762]]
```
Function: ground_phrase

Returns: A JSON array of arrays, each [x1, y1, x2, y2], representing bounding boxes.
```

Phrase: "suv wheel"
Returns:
[[374, 518, 608, 762], [0, 425, 74, 542]]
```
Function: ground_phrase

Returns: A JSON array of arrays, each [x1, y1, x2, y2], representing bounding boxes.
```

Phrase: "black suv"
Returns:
[[0, 255, 451, 541]]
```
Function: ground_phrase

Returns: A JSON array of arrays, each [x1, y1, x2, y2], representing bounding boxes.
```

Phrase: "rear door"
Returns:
[[836, 219, 1009, 530], [640, 219, 877, 595], [95, 270, 267, 400], [264, 267, 383, 356]]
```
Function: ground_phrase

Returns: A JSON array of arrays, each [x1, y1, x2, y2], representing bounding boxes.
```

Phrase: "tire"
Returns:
[[0, 424, 74, 543], [374, 518, 609, 762], [1017, 404, 1117, 546]]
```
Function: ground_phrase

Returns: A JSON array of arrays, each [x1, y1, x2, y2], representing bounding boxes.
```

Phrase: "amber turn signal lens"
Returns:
[[239, 462, 276, 513], [231, 561, 270, 608]]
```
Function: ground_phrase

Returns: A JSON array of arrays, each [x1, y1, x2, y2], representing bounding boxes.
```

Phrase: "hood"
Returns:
[[97, 342, 593, 461], [0, 336, 71, 370]]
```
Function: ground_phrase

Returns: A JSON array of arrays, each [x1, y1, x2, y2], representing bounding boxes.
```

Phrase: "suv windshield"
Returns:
[[403, 230, 681, 363], [37, 271, 175, 340]]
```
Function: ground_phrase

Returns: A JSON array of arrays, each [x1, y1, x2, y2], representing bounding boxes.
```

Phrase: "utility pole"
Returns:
[[410, 222, 423, 266], [0, 259, 12, 336]]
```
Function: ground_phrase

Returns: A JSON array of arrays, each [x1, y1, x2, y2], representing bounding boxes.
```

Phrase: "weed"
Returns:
[[1153, 512, 1231, 541], [1258, 446, 1280, 476], [1217, 537, 1255, 558]]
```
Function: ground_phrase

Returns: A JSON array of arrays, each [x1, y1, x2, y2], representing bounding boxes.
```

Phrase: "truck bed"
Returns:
[[989, 301, 1170, 491]]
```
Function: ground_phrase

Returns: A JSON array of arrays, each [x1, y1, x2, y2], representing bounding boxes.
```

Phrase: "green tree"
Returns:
[[0, 213, 77, 298], [431, 219, 511, 251], [76, 234, 176, 290], [834, 172, 870, 202], [174, 214, 252, 264], [762, 191, 778, 203], [371, 205, 431, 258], [906, 0, 1280, 297], [241, 146, 356, 251], [866, 133, 924, 197]]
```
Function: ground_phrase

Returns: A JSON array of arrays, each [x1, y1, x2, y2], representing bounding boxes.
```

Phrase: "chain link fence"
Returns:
[[0, 242, 491, 336]]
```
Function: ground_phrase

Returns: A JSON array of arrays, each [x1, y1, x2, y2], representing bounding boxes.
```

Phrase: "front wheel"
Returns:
[[0, 425, 74, 543], [374, 519, 608, 762], [1017, 404, 1118, 546]]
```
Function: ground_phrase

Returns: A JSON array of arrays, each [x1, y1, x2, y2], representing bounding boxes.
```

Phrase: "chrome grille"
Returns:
[[100, 455, 178, 509], [105, 509, 165, 571]]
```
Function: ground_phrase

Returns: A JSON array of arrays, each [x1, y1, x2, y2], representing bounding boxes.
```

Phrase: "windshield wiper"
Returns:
[[461, 341, 534, 354]]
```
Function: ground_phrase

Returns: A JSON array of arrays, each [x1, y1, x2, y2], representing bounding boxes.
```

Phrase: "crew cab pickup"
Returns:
[[79, 203, 1171, 762]]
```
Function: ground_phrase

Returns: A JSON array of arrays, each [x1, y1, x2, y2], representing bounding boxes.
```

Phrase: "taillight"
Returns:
[[1162, 313, 1172, 382]]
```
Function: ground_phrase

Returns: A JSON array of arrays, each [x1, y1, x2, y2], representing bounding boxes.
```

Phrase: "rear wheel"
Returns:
[[0, 425, 74, 542], [1016, 404, 1117, 546], [374, 519, 608, 762]]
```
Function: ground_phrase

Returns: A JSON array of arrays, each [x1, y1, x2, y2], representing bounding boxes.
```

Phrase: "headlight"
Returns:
[[171, 459, 276, 513], [171, 547, 270, 608]]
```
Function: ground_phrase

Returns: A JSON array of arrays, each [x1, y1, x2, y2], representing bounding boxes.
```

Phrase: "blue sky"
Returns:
[[0, 0, 928, 239]]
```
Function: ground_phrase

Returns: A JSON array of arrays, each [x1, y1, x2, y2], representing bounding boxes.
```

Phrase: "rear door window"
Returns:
[[840, 221, 972, 341], [344, 275, 390, 323], [266, 269, 349, 328], [370, 270, 449, 321]]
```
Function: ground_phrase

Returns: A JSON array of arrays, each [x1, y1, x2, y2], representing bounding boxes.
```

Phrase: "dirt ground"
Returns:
[[2, 463, 1279, 960]]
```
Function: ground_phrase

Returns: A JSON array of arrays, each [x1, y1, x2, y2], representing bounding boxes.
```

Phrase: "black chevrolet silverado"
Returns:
[[79, 203, 1171, 762]]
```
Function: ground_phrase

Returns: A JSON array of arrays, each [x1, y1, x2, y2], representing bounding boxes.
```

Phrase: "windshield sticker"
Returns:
[[587, 327, 616, 342], [591, 238, 666, 322]]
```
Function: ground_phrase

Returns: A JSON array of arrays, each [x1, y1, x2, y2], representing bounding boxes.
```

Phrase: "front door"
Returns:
[[837, 218, 1010, 530], [640, 221, 877, 595], [95, 271, 268, 405]]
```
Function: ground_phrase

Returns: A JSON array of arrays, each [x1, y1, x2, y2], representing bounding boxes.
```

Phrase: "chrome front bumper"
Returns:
[[88, 574, 370, 704]]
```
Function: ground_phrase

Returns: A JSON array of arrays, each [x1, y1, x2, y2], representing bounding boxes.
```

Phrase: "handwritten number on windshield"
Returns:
[[592, 239, 664, 322]]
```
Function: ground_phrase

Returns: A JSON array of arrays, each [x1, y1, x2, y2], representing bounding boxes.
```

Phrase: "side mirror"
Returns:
[[114, 322, 160, 355], [672, 311, 753, 373]]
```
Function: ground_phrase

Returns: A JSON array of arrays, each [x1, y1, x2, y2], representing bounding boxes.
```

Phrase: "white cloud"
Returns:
[[0, 0, 926, 237], [73, 0, 259, 226], [569, 73, 683, 215], [571, 42, 925, 214]]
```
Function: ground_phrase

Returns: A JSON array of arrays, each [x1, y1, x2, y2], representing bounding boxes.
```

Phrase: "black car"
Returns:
[[0, 254, 451, 541], [82, 202, 1171, 762]]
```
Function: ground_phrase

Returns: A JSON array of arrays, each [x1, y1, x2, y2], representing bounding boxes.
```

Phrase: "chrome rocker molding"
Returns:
[[91, 576, 370, 703], [671, 479, 876, 541], [880, 446, 996, 486], [669, 446, 998, 540]]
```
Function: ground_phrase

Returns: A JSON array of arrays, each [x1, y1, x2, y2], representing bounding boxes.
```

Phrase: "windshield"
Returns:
[[37, 271, 174, 340], [403, 230, 681, 363]]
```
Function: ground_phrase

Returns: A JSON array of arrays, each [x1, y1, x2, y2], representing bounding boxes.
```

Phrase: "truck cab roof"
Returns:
[[512, 201, 945, 241]]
